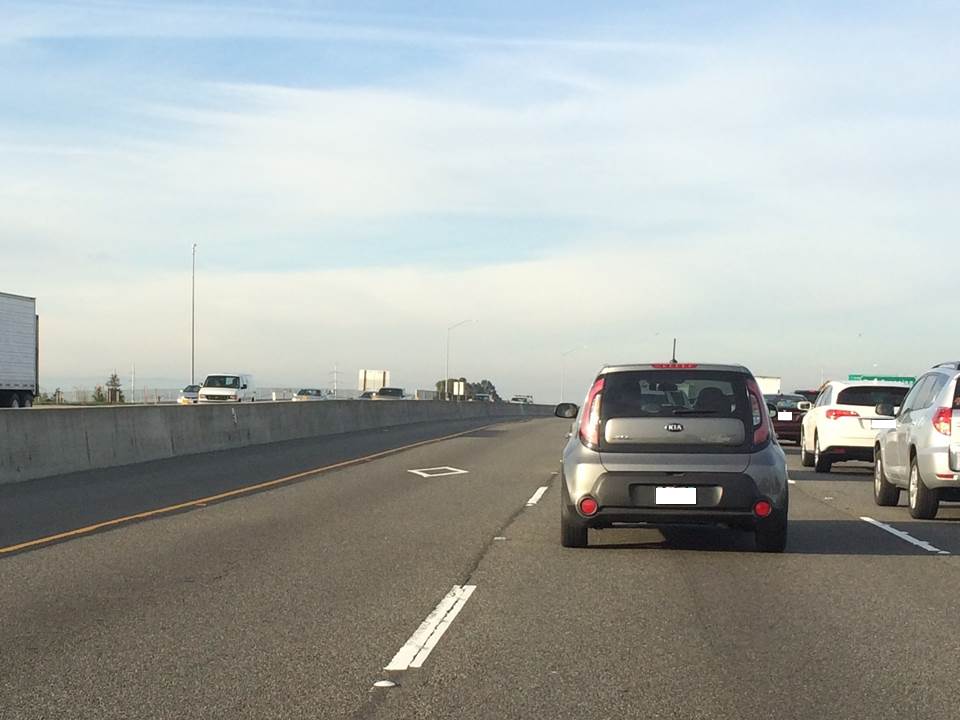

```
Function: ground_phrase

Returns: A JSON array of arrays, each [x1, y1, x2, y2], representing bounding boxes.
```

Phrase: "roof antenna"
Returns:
[[671, 338, 678, 364]]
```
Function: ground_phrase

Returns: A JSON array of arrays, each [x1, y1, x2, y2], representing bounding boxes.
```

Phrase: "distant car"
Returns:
[[800, 381, 911, 472], [764, 394, 812, 444], [509, 395, 533, 404], [874, 362, 960, 519], [472, 393, 493, 402], [373, 387, 405, 400], [555, 362, 788, 552], [177, 384, 200, 404], [292, 388, 327, 401], [358, 390, 376, 400], [198, 373, 255, 403]]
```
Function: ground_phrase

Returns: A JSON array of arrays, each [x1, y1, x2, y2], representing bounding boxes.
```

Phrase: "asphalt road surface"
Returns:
[[3, 419, 960, 719]]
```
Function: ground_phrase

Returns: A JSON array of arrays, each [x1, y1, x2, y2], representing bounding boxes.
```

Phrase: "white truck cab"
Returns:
[[198, 373, 255, 403]]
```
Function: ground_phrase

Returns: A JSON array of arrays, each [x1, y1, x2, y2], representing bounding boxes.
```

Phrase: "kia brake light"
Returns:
[[579, 378, 605, 449], [826, 409, 859, 420], [745, 378, 770, 446], [933, 407, 952, 435], [652, 363, 698, 369]]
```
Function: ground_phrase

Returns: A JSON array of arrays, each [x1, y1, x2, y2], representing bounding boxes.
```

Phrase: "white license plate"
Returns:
[[872, 419, 895, 429], [655, 486, 697, 505], [777, 411, 793, 421]]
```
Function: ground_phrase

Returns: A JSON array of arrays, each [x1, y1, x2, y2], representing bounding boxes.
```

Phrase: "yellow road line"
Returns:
[[0, 422, 498, 556]]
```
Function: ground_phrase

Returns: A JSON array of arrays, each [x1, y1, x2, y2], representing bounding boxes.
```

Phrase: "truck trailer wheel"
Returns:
[[20, 392, 33, 408], [8, 393, 21, 408]]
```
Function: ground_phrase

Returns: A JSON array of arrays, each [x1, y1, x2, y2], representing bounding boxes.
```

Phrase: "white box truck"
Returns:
[[0, 291, 39, 408], [755, 376, 782, 396]]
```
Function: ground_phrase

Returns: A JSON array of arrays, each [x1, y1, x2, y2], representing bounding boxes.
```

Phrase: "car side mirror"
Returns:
[[555, 402, 578, 419], [797, 401, 812, 412], [875, 402, 895, 417], [767, 403, 778, 417], [241, 384, 247, 389]]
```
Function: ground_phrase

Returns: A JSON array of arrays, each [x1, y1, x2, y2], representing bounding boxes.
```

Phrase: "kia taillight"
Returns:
[[652, 363, 699, 369], [933, 407, 952, 435], [745, 378, 770, 446], [578, 378, 605, 449], [825, 409, 860, 420]]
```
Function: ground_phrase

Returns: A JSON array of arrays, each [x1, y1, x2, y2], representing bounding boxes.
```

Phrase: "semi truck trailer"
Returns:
[[0, 291, 38, 408]]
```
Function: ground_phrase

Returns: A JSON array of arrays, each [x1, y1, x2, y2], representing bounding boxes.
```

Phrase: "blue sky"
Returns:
[[1, 1, 958, 397]]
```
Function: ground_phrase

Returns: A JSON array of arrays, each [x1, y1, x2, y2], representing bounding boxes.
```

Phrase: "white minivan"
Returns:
[[197, 373, 255, 403]]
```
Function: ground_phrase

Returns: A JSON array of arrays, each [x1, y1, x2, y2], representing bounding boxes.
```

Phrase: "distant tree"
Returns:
[[434, 377, 501, 401], [106, 372, 125, 403], [92, 385, 106, 403]]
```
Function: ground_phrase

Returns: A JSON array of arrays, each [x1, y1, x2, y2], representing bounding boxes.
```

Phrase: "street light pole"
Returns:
[[560, 345, 585, 403], [191, 243, 197, 385], [445, 319, 472, 401]]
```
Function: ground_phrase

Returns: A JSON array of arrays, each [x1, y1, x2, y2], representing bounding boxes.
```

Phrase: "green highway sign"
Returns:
[[848, 374, 915, 384]]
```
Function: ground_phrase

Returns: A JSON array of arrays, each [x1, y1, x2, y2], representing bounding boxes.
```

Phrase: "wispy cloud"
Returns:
[[2, 1, 958, 395]]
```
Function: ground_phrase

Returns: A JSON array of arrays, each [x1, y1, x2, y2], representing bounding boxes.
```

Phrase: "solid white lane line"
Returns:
[[384, 585, 477, 672], [860, 516, 951, 555], [526, 486, 549, 506]]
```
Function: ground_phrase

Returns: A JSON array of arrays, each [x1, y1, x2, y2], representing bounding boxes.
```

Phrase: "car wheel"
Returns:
[[755, 502, 788, 553], [873, 447, 900, 506], [907, 455, 939, 520], [560, 479, 588, 548], [800, 428, 814, 467], [814, 433, 832, 473]]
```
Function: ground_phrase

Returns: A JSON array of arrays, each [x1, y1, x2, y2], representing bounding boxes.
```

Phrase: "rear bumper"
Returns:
[[820, 445, 875, 462], [917, 447, 960, 489], [580, 471, 779, 527]]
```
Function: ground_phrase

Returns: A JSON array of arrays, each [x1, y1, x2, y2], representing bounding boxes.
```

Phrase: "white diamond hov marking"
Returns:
[[407, 466, 470, 478], [384, 585, 477, 671], [525, 486, 549, 506], [860, 516, 951, 555]]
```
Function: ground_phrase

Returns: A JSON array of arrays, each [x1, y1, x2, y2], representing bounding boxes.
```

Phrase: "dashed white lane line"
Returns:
[[787, 479, 797, 485], [384, 585, 477, 672], [860, 516, 951, 555], [525, 486, 549, 506]]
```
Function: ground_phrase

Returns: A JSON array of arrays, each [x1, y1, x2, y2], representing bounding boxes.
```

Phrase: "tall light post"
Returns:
[[560, 345, 586, 403], [445, 319, 472, 401], [191, 243, 197, 385]]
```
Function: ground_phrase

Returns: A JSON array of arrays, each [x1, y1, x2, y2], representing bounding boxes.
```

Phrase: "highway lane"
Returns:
[[366, 445, 960, 720], [4, 423, 960, 719], [0, 418, 561, 719], [0, 417, 520, 551]]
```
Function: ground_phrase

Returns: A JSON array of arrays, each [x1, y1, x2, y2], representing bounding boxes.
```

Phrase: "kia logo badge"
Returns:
[[665, 423, 684, 433]]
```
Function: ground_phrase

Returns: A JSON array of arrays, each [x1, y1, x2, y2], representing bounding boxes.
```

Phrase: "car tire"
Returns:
[[8, 393, 20, 409], [560, 479, 588, 548], [814, 434, 831, 473], [907, 455, 939, 520], [873, 447, 900, 507], [800, 428, 815, 467], [755, 502, 788, 553]]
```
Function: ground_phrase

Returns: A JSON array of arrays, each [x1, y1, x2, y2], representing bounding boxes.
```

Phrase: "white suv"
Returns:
[[800, 380, 911, 472], [874, 363, 960, 518]]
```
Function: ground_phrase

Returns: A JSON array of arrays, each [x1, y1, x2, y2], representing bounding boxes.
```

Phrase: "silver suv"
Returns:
[[555, 363, 789, 552], [873, 362, 960, 519]]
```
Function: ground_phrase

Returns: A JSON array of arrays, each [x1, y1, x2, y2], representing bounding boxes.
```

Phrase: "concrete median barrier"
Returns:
[[0, 401, 553, 485]]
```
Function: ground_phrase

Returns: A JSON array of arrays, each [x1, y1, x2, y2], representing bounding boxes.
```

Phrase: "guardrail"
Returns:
[[0, 400, 552, 485]]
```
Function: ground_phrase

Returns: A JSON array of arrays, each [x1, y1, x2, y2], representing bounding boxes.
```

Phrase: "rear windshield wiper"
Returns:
[[672, 408, 718, 415]]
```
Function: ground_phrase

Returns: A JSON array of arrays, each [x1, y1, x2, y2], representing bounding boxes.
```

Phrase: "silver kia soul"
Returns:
[[555, 363, 789, 552]]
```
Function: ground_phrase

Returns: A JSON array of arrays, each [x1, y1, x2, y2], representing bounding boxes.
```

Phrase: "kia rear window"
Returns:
[[836, 386, 909, 407], [601, 371, 745, 419]]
